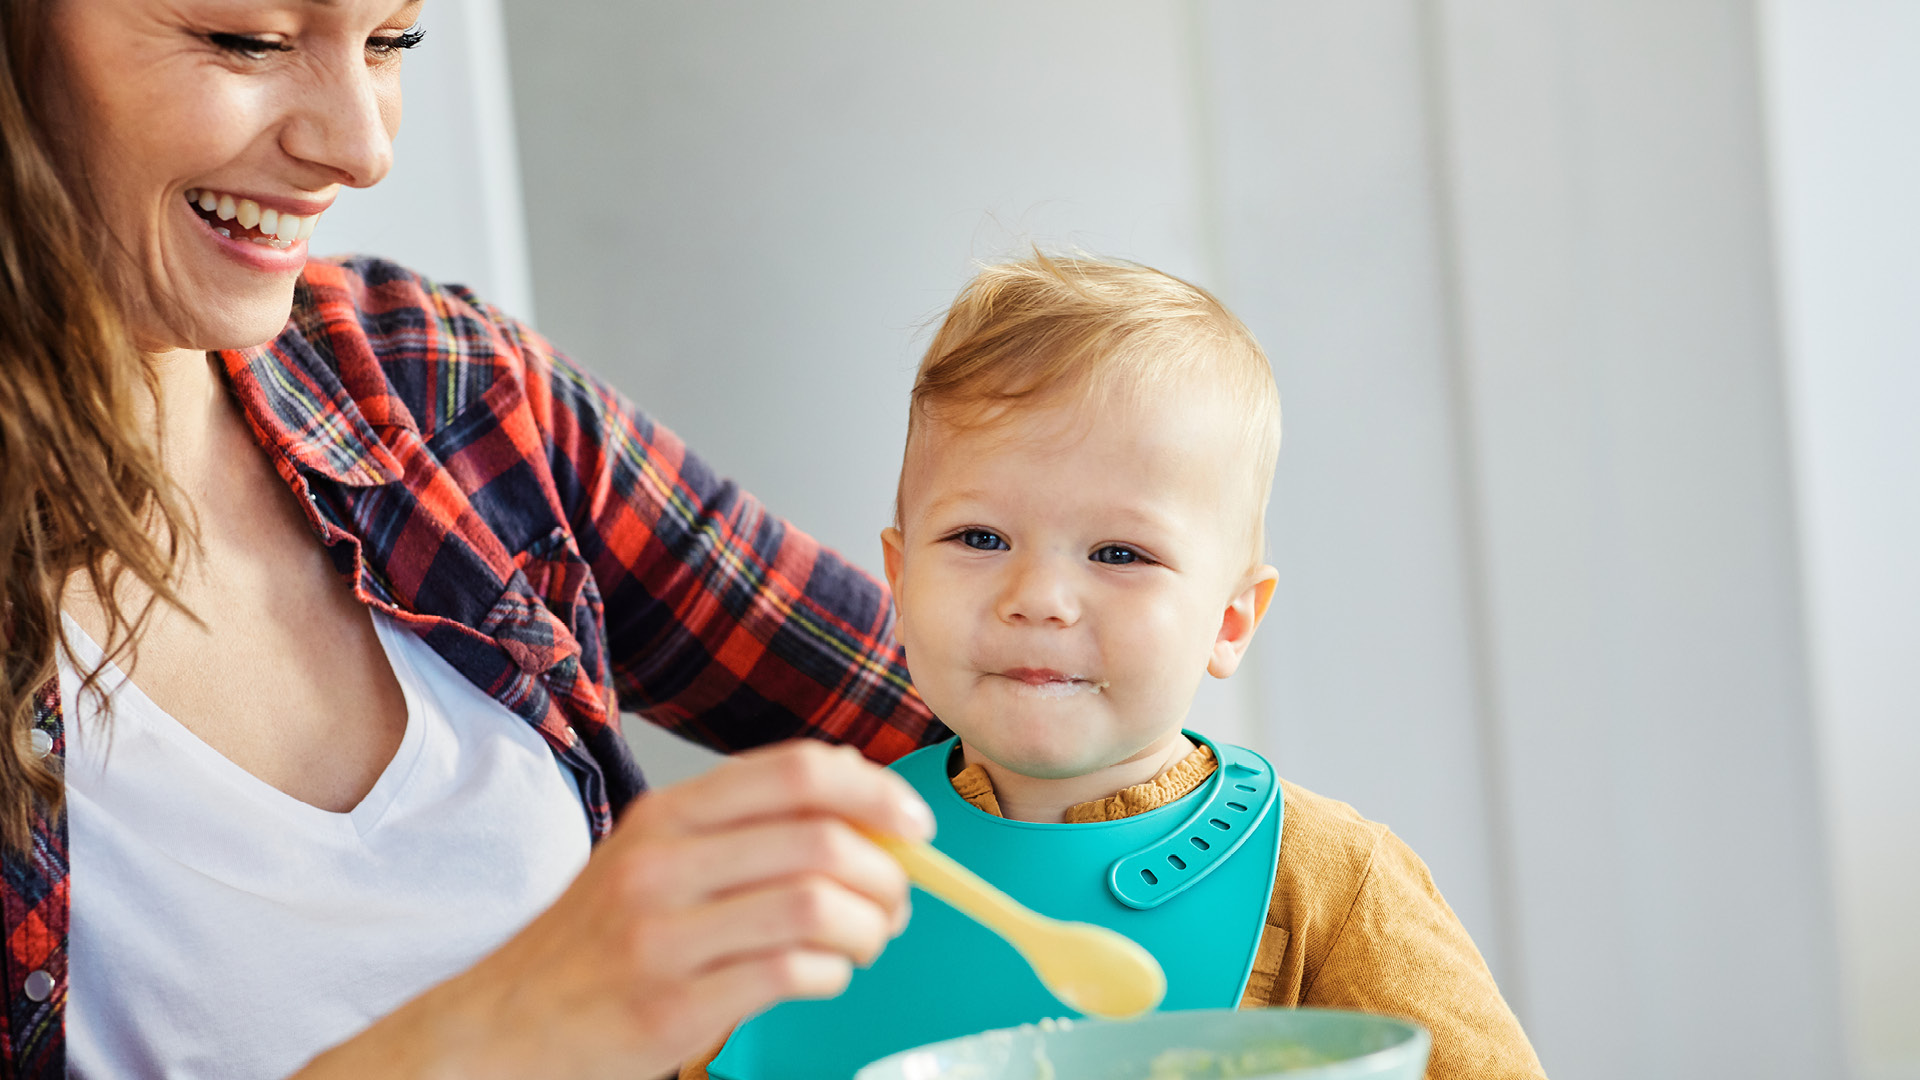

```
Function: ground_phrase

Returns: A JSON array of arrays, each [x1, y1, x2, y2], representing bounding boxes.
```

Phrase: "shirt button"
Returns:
[[28, 729, 52, 758], [564, 726, 580, 748], [23, 971, 54, 1003]]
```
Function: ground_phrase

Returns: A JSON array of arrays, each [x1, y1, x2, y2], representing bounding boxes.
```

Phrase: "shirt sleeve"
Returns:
[[493, 308, 945, 764], [1300, 830, 1547, 1080]]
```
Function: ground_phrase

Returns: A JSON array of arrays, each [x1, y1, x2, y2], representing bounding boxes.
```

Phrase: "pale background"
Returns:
[[314, 3, 1920, 1078]]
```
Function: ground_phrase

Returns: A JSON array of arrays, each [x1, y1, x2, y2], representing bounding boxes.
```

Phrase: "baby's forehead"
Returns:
[[900, 394, 1252, 512], [909, 377, 1245, 457]]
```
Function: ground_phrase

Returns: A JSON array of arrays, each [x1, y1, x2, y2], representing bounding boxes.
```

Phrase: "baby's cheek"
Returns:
[[1107, 604, 1198, 667]]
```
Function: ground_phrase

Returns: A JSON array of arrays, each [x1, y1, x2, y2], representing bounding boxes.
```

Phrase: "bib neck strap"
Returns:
[[1106, 730, 1279, 910]]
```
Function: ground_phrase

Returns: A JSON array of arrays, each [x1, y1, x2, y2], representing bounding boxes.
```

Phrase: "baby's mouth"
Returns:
[[997, 668, 1110, 698], [186, 188, 321, 250]]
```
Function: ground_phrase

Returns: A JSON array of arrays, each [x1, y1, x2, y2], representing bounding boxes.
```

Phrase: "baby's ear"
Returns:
[[881, 527, 907, 604], [1208, 566, 1279, 679]]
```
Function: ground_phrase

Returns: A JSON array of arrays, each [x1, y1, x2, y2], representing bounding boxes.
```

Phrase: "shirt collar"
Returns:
[[216, 311, 404, 488], [951, 741, 1219, 823]]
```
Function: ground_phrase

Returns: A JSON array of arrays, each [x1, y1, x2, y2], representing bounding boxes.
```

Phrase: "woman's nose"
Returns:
[[995, 555, 1081, 627], [280, 54, 398, 189]]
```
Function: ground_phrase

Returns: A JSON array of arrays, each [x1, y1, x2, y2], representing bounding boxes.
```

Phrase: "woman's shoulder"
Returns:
[[293, 255, 549, 368], [296, 254, 505, 320], [286, 255, 566, 434]]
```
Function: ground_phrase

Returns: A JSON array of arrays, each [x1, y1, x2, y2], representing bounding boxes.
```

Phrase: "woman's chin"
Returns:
[[138, 291, 299, 354]]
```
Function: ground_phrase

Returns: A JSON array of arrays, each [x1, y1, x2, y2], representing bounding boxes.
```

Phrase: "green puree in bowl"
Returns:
[[853, 1007, 1429, 1080], [1143, 1046, 1336, 1079]]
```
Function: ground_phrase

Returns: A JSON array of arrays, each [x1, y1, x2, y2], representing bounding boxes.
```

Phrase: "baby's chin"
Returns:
[[971, 748, 1105, 781], [951, 725, 1143, 781]]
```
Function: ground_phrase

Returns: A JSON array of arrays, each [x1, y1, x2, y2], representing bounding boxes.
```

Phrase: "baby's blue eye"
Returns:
[[1091, 545, 1141, 565], [958, 529, 1008, 551]]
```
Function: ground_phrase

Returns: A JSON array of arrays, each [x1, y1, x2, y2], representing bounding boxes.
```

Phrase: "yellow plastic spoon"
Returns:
[[867, 831, 1167, 1019]]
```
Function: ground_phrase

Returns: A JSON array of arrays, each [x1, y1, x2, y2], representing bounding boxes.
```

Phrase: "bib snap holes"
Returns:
[[1106, 734, 1279, 910]]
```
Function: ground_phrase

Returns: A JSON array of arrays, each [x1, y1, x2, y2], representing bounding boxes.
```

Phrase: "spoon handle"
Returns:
[[866, 832, 1041, 947]]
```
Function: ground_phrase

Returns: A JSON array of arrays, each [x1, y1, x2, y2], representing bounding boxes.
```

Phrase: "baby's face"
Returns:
[[884, 387, 1275, 781]]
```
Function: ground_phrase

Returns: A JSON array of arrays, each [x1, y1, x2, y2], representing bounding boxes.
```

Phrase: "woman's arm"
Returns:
[[291, 740, 934, 1080], [462, 287, 945, 763]]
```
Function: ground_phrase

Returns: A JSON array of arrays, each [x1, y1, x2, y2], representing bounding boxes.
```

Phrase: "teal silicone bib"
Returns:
[[709, 732, 1283, 1080]]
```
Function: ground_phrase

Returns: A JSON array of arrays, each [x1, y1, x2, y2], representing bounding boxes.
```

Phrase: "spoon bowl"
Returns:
[[869, 831, 1166, 1018]]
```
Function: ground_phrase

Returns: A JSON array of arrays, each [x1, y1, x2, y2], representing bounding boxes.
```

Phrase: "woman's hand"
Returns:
[[296, 739, 935, 1080]]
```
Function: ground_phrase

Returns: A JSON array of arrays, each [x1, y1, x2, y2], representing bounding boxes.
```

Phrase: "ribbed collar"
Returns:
[[951, 742, 1219, 823]]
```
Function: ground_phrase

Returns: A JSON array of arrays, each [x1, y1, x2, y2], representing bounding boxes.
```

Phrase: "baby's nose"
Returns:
[[996, 558, 1081, 626]]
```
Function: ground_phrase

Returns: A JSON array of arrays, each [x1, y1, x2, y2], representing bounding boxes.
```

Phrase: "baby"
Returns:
[[702, 254, 1545, 1080]]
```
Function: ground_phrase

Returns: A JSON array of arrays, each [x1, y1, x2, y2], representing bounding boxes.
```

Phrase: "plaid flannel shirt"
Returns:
[[0, 257, 944, 1077]]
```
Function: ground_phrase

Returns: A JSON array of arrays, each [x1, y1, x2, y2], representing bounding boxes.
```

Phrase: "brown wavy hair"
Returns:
[[1, 0, 189, 851]]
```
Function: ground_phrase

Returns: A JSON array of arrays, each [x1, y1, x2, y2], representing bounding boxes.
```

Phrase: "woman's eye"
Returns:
[[368, 26, 426, 56], [1091, 545, 1142, 566], [209, 33, 291, 61], [957, 529, 1008, 552]]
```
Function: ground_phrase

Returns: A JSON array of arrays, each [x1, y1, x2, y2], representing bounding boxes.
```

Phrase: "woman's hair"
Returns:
[[903, 250, 1282, 562], [0, 0, 189, 851]]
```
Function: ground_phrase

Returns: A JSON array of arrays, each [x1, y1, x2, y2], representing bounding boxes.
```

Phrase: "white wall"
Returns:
[[1760, 5, 1920, 1078], [1428, 4, 1843, 1076], [497, 3, 1887, 1077]]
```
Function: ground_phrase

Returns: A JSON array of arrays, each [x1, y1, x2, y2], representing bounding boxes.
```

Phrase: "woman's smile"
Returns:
[[181, 186, 329, 272]]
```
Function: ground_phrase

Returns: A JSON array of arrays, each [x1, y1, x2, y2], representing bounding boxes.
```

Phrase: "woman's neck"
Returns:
[[962, 730, 1198, 823], [142, 347, 225, 473]]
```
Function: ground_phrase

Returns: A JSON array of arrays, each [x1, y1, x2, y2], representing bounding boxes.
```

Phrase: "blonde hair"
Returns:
[[902, 251, 1281, 562]]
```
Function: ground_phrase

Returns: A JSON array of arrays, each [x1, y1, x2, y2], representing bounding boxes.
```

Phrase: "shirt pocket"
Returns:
[[1240, 922, 1295, 1008], [514, 526, 595, 628]]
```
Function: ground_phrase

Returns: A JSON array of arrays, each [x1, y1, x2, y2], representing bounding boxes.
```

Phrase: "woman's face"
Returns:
[[49, 0, 423, 351]]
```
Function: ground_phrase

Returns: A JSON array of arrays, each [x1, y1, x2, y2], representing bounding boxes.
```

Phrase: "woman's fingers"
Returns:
[[626, 740, 934, 844], [616, 815, 910, 913], [642, 948, 859, 1058], [636, 873, 899, 980]]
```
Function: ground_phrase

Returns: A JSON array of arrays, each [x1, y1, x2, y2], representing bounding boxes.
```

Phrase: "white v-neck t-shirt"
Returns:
[[60, 610, 593, 1080]]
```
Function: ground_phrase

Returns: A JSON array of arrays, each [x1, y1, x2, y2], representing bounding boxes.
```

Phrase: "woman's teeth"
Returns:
[[186, 188, 319, 249]]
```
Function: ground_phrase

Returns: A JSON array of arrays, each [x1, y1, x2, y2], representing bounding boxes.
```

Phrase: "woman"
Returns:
[[0, 0, 945, 1076]]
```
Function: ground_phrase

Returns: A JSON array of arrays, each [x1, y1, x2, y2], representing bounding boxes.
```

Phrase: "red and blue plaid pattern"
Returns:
[[0, 257, 943, 1076]]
